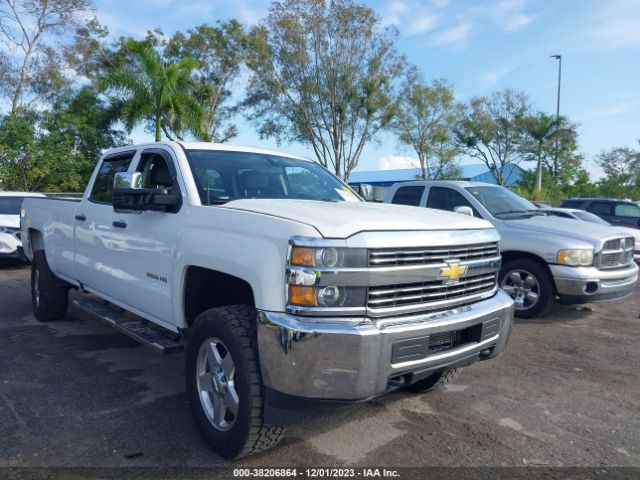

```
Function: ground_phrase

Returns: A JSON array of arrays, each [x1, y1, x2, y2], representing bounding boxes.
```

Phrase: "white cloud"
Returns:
[[407, 14, 438, 35], [489, 0, 535, 32], [480, 67, 512, 87], [378, 155, 419, 170], [587, 0, 640, 49], [429, 23, 472, 47], [380, 1, 439, 36]]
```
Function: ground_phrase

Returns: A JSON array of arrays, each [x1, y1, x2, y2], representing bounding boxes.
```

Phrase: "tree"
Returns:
[[391, 69, 459, 179], [99, 39, 202, 141], [0, 0, 92, 114], [454, 89, 531, 185], [596, 142, 640, 190], [0, 88, 128, 191], [522, 112, 575, 192], [165, 21, 249, 143], [245, 0, 405, 179]]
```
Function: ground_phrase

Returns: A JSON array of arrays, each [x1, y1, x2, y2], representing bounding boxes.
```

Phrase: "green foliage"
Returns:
[[99, 39, 203, 141], [164, 21, 249, 142], [391, 68, 460, 180], [454, 89, 531, 185], [245, 0, 405, 179], [0, 89, 128, 192]]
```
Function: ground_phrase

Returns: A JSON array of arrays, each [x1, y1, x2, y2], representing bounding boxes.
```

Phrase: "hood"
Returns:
[[222, 199, 493, 238], [0, 214, 19, 229], [504, 215, 631, 242], [614, 226, 640, 240]]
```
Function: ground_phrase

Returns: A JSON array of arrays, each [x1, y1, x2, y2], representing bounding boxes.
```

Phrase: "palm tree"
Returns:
[[100, 40, 203, 141], [524, 112, 573, 193]]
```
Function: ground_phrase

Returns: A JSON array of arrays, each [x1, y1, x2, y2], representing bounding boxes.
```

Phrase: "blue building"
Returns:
[[348, 163, 525, 188]]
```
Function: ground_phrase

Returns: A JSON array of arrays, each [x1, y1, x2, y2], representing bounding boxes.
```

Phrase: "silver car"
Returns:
[[383, 181, 638, 318]]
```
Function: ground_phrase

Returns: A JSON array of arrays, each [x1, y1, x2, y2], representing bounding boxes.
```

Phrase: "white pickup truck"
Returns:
[[21, 142, 514, 458]]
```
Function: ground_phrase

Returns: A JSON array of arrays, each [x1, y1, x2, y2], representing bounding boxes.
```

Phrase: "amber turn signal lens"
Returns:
[[291, 246, 315, 266], [289, 285, 317, 306]]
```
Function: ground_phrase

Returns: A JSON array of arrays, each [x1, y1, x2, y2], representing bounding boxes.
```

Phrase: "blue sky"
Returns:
[[94, 0, 640, 177]]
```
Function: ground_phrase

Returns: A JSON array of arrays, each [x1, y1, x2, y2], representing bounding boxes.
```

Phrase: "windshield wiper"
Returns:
[[493, 209, 529, 216]]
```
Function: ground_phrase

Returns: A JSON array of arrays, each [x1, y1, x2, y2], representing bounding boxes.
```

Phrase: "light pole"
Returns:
[[551, 54, 562, 177]]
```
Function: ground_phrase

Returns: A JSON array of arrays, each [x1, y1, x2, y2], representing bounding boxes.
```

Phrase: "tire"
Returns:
[[499, 258, 554, 319], [185, 305, 285, 459], [31, 250, 69, 322], [404, 368, 461, 393]]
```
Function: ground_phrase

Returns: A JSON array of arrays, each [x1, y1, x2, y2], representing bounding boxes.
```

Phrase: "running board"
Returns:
[[72, 299, 184, 355]]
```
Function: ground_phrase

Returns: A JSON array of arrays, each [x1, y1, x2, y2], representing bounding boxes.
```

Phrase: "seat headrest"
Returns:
[[241, 171, 269, 190], [150, 160, 173, 187]]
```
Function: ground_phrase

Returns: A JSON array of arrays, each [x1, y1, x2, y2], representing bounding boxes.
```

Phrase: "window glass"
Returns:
[[89, 155, 134, 204], [465, 186, 536, 217], [185, 150, 359, 205], [427, 187, 476, 214], [587, 202, 612, 215], [391, 186, 424, 206], [0, 197, 25, 215], [561, 200, 582, 208], [573, 210, 611, 225], [614, 204, 640, 217]]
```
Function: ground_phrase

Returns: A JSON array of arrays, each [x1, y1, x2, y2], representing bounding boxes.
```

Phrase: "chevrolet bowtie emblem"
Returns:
[[439, 261, 467, 283]]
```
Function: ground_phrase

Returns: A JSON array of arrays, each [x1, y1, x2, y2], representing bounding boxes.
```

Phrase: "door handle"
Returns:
[[112, 221, 127, 229], [75, 214, 86, 221]]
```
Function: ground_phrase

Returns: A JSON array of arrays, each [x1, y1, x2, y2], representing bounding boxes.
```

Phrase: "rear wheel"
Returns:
[[185, 305, 285, 459], [31, 250, 69, 321], [500, 258, 554, 318], [404, 368, 461, 393]]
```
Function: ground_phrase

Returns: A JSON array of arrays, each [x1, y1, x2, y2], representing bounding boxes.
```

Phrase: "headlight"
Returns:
[[557, 249, 593, 266], [288, 285, 367, 308], [288, 245, 368, 312], [290, 246, 368, 269]]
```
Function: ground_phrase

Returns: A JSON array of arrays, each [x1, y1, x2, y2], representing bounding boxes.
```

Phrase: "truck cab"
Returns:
[[384, 181, 638, 318]]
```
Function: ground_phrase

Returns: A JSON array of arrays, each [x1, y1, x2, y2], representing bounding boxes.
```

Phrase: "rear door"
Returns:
[[74, 150, 138, 301]]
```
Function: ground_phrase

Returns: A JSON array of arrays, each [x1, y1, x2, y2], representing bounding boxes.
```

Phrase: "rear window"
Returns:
[[391, 186, 424, 206], [614, 203, 640, 217], [0, 197, 25, 215], [587, 202, 613, 215], [561, 200, 583, 209]]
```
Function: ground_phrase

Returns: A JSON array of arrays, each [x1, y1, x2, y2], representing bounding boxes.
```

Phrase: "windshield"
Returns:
[[572, 210, 611, 226], [184, 150, 361, 205], [465, 186, 537, 217], [0, 197, 25, 215]]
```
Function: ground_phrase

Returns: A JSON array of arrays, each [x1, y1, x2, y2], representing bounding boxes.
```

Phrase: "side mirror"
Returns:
[[453, 206, 474, 217], [113, 172, 144, 213], [113, 171, 181, 213], [359, 184, 374, 202]]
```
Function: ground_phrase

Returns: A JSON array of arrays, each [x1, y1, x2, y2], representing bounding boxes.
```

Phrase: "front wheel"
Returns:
[[499, 259, 554, 318], [185, 305, 285, 459]]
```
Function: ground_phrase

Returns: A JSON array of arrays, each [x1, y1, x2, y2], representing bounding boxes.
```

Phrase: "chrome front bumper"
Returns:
[[257, 290, 514, 401], [550, 262, 638, 303]]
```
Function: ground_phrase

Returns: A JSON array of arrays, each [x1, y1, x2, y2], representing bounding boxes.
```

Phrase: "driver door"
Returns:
[[106, 146, 185, 328]]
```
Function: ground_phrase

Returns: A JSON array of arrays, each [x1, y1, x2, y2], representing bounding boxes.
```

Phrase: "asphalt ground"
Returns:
[[1, 261, 639, 476]]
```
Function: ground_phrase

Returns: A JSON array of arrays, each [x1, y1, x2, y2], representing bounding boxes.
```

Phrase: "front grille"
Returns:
[[369, 242, 499, 267], [368, 273, 497, 310], [599, 237, 635, 268]]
